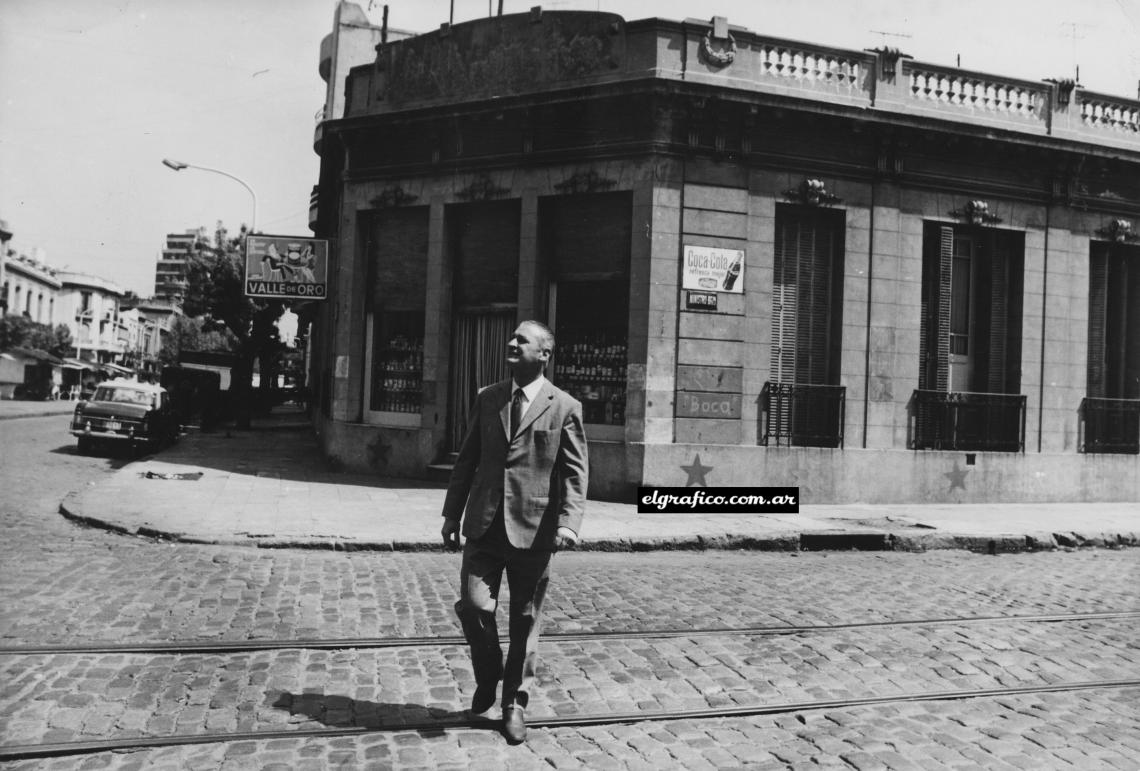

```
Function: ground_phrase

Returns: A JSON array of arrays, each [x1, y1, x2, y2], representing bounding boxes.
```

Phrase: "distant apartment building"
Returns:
[[0, 218, 12, 315], [57, 272, 126, 364], [126, 297, 182, 375], [3, 251, 61, 325], [154, 229, 204, 302]]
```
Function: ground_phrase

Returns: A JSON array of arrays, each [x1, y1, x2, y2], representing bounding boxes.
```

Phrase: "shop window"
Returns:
[[552, 281, 627, 426], [540, 192, 632, 429], [371, 311, 424, 413], [367, 206, 429, 415]]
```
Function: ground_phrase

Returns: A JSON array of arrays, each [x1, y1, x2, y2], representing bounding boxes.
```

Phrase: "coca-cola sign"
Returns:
[[682, 245, 744, 294]]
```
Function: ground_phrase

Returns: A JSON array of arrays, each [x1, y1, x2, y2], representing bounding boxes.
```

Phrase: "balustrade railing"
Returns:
[[1079, 397, 1140, 454], [760, 382, 846, 448], [756, 42, 867, 92], [347, 17, 1140, 152], [1078, 93, 1140, 135], [909, 390, 1026, 452], [907, 64, 1046, 121]]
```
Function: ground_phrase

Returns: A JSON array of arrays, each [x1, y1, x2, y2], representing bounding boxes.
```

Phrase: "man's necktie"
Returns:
[[510, 388, 524, 437]]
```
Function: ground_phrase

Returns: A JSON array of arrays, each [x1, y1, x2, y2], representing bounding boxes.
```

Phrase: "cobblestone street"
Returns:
[[2, 415, 1139, 769]]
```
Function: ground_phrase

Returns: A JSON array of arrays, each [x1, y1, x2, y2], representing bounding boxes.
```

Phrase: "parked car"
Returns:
[[70, 380, 179, 455]]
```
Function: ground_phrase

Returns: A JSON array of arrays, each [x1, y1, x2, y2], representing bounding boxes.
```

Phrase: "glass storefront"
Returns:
[[367, 206, 429, 416], [552, 281, 627, 426], [540, 192, 632, 428], [371, 311, 423, 413]]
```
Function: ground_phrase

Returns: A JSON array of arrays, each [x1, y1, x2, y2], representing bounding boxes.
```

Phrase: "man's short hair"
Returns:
[[519, 320, 555, 352]]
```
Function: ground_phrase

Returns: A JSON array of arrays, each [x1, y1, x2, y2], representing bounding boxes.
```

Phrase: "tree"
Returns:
[[120, 290, 143, 310], [0, 316, 72, 359], [178, 221, 285, 427]]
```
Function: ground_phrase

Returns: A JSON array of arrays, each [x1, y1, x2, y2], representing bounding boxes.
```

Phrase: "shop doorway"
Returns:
[[444, 198, 521, 451], [448, 309, 514, 451]]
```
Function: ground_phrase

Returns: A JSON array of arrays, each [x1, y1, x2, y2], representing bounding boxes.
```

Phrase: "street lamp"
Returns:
[[162, 158, 258, 234]]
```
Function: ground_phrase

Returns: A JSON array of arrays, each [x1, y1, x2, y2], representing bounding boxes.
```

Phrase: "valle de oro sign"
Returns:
[[244, 235, 329, 300]]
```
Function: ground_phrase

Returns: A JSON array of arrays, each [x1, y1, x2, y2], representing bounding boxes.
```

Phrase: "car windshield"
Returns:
[[94, 387, 155, 407]]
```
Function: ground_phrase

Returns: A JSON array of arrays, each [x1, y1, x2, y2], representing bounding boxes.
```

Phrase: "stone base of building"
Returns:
[[642, 445, 1138, 504], [315, 415, 1136, 504]]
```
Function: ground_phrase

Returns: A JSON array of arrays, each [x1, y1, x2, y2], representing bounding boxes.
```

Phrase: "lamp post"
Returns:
[[161, 158, 258, 234]]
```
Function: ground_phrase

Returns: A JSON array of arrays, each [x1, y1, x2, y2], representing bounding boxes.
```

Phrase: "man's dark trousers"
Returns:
[[455, 509, 552, 710]]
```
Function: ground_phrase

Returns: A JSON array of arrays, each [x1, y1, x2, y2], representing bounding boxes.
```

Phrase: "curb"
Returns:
[[55, 496, 1140, 553], [0, 410, 75, 421]]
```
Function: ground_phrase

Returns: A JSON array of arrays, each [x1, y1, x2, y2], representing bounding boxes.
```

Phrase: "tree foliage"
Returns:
[[0, 316, 73, 359], [157, 314, 238, 367], [174, 221, 291, 424]]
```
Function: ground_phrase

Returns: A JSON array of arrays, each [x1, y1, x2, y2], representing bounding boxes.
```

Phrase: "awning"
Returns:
[[100, 362, 135, 376], [10, 347, 65, 366], [62, 358, 100, 371]]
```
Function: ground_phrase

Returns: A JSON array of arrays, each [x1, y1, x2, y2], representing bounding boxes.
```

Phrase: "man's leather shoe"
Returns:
[[502, 705, 526, 744], [471, 683, 497, 714]]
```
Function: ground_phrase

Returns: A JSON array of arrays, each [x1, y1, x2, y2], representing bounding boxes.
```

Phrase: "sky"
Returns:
[[2, 0, 1137, 297]]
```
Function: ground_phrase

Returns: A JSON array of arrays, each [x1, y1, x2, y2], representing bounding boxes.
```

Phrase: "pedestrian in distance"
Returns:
[[441, 320, 588, 745]]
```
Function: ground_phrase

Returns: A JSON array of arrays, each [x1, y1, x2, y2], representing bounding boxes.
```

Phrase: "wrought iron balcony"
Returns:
[[760, 382, 845, 448], [1079, 397, 1140, 454], [909, 390, 1026, 452]]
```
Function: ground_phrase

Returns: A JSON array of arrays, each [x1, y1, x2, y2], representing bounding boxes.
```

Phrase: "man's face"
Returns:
[[506, 323, 550, 376]]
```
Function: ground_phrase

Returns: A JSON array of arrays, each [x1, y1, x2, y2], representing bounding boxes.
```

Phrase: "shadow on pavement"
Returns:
[[269, 691, 482, 734], [48, 443, 134, 468], [139, 419, 448, 491]]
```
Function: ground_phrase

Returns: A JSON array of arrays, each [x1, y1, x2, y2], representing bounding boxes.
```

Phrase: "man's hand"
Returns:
[[441, 518, 461, 551], [554, 526, 578, 551]]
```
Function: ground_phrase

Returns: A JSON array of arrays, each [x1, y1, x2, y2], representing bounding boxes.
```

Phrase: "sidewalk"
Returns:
[[57, 407, 1140, 553], [0, 399, 79, 421]]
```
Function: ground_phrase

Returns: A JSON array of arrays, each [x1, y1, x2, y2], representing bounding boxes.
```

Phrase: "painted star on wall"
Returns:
[[944, 461, 969, 493], [680, 453, 713, 487], [367, 433, 393, 470]]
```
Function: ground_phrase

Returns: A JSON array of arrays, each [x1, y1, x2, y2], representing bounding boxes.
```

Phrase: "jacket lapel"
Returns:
[[513, 381, 555, 440], [497, 381, 511, 440]]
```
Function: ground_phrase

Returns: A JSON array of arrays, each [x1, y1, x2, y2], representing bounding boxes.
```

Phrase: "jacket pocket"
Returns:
[[532, 428, 558, 453]]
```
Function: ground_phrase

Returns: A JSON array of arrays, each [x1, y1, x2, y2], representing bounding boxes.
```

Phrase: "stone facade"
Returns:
[[309, 11, 1140, 503]]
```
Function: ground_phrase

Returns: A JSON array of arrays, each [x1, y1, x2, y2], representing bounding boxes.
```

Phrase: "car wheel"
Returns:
[[77, 437, 93, 455]]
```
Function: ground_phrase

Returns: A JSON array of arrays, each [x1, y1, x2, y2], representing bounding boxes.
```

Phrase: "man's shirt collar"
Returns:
[[511, 374, 546, 405]]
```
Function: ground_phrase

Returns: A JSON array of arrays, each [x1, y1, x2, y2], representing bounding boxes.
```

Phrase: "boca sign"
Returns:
[[245, 235, 329, 300]]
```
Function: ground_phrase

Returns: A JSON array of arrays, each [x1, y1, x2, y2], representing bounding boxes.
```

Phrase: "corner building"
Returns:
[[309, 10, 1140, 503]]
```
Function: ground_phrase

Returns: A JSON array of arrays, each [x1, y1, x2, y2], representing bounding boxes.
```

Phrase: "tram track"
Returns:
[[3, 609, 1138, 762], [2, 606, 1140, 656], [2, 609, 1138, 656], [2, 679, 1139, 761]]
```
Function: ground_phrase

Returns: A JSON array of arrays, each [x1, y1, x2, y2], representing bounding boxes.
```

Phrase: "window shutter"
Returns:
[[919, 224, 953, 391], [449, 200, 520, 307], [935, 225, 953, 392], [1125, 254, 1140, 399], [771, 217, 798, 385], [1087, 244, 1108, 398], [987, 238, 1010, 393], [798, 219, 833, 385], [771, 208, 838, 387], [542, 193, 632, 278], [370, 207, 429, 312]]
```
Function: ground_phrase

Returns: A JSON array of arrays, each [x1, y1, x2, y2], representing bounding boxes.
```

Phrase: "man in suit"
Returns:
[[441, 320, 588, 744]]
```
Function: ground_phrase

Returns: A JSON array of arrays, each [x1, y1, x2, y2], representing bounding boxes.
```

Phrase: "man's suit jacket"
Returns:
[[442, 378, 588, 550]]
